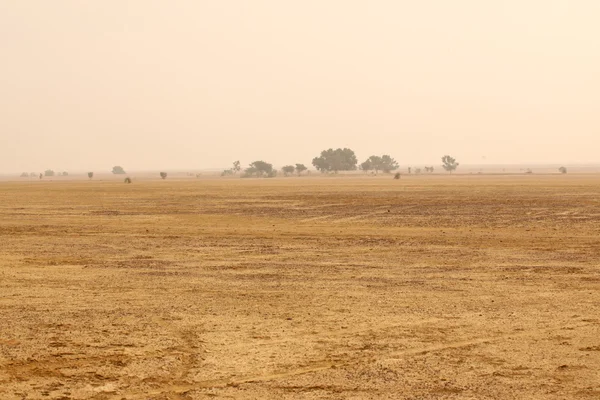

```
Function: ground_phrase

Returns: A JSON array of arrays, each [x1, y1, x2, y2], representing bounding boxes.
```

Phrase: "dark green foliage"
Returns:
[[312, 148, 357, 173]]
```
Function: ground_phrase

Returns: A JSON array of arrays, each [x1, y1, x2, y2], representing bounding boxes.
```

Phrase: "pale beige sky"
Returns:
[[1, 0, 599, 173]]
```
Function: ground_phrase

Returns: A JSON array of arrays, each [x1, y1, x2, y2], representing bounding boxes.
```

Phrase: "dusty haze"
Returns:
[[1, 0, 599, 173]]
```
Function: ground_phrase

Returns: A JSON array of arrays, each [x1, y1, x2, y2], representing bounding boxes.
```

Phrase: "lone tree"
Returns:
[[44, 169, 55, 177], [295, 163, 307, 176], [112, 166, 126, 174], [244, 161, 275, 177], [312, 148, 357, 173], [88, 172, 94, 179], [441, 155, 459, 173], [233, 160, 241, 174], [281, 165, 295, 176], [20, 172, 29, 178], [160, 172, 167, 179], [558, 166, 567, 174]]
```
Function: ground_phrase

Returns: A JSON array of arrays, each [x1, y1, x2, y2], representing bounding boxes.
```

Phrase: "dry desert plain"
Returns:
[[1, 174, 599, 399]]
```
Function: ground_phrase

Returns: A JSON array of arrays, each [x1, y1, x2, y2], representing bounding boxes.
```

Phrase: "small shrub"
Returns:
[[393, 172, 401, 180], [160, 172, 167, 179], [558, 166, 567, 174], [88, 172, 94, 179], [124, 177, 132, 184]]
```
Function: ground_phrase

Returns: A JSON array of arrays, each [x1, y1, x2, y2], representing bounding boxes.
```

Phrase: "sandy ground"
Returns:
[[1, 175, 599, 399]]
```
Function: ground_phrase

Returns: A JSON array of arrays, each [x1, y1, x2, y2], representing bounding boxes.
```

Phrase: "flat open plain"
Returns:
[[1, 175, 599, 399]]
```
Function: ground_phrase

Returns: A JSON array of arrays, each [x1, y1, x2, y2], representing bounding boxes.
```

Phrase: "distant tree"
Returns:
[[88, 172, 94, 179], [408, 167, 412, 174], [233, 160, 241, 174], [394, 172, 401, 180], [295, 163, 307, 176], [380, 155, 399, 173], [360, 158, 374, 173], [39, 173, 43, 179], [441, 155, 459, 173], [281, 165, 295, 176], [62, 171, 68, 176], [124, 177, 132, 184], [44, 169, 55, 177], [415, 168, 422, 174], [112, 166, 126, 174], [312, 148, 357, 173], [221, 169, 234, 176], [30, 172, 37, 178], [424, 166, 434, 173], [160, 172, 167, 179], [20, 172, 29, 177], [244, 161, 275, 177], [558, 166, 567, 174], [362, 155, 399, 173]]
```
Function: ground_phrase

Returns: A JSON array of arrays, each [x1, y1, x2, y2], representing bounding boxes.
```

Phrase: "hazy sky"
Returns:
[[1, 1, 599, 173]]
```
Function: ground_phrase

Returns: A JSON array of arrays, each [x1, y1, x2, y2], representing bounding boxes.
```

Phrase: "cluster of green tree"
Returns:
[[242, 161, 276, 178], [312, 148, 358, 173], [281, 164, 308, 176], [359, 155, 399, 174]]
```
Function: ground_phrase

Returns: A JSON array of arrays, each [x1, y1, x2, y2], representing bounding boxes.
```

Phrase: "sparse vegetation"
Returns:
[[20, 172, 29, 178], [124, 177, 132, 184], [233, 161, 241, 174], [160, 172, 167, 180], [44, 169, 55, 177], [559, 166, 567, 174], [88, 172, 94, 179], [312, 148, 357, 173], [62, 172, 68, 176], [221, 169, 234, 176], [112, 166, 126, 174], [394, 172, 401, 180], [424, 166, 434, 173], [441, 155, 459, 173]]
